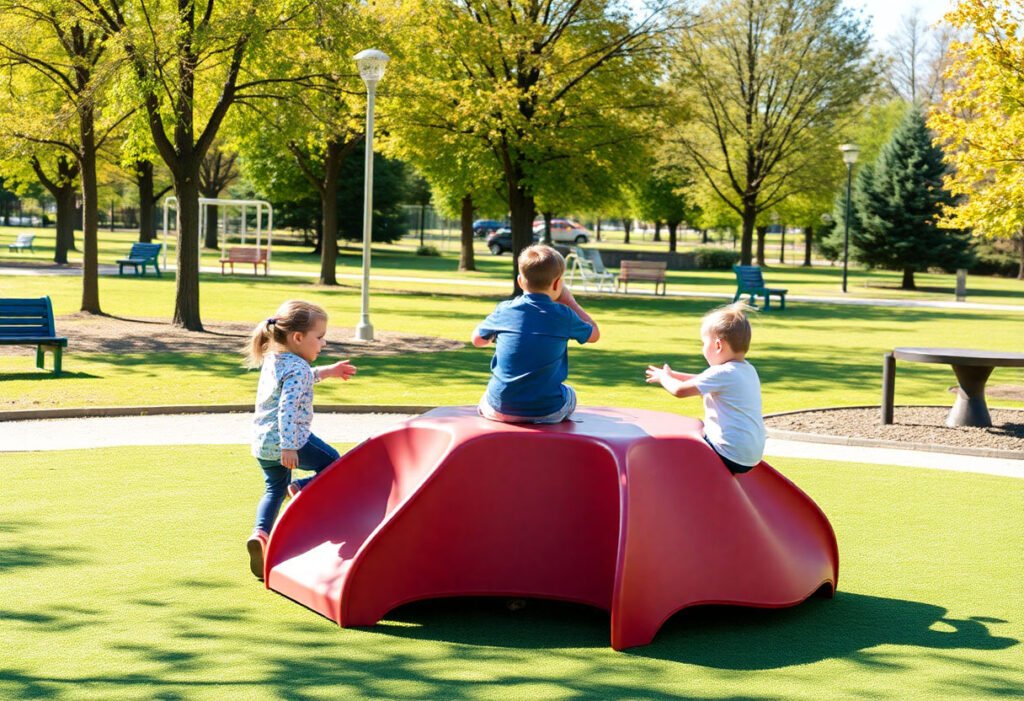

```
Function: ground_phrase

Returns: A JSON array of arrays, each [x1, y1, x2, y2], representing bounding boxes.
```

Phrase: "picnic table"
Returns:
[[882, 347, 1024, 428]]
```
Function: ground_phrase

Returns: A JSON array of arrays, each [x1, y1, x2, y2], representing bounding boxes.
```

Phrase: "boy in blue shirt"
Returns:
[[472, 244, 600, 423]]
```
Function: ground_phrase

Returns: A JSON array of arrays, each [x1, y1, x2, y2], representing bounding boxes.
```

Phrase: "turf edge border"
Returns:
[[765, 404, 1024, 461]]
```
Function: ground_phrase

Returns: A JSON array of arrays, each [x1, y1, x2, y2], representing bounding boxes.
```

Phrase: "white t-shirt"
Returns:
[[692, 360, 766, 467]]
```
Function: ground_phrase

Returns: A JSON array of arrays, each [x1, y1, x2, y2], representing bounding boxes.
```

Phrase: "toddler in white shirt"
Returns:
[[646, 302, 766, 473]]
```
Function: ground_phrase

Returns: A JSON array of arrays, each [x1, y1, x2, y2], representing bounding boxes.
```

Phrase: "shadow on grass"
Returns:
[[0, 370, 99, 381], [0, 520, 85, 573]]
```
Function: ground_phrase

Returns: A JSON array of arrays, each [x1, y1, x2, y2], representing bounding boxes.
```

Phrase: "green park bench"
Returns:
[[732, 265, 788, 310], [8, 233, 35, 252], [117, 242, 162, 276], [0, 296, 67, 375]]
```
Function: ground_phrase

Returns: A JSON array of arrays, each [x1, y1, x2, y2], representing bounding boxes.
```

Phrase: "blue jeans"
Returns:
[[478, 385, 578, 424], [254, 433, 340, 533]]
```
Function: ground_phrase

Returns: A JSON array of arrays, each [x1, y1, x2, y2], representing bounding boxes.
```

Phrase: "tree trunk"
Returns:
[[459, 194, 476, 272], [779, 229, 786, 264], [55, 187, 76, 264], [623, 218, 632, 244], [541, 211, 553, 246], [137, 161, 156, 243], [79, 110, 101, 314], [1018, 235, 1024, 280], [318, 141, 344, 286], [901, 267, 916, 290], [803, 224, 813, 267], [595, 217, 601, 242], [702, 228, 709, 244], [507, 182, 536, 295], [668, 220, 679, 253], [204, 203, 219, 249], [654, 220, 662, 242], [173, 173, 203, 330], [756, 225, 767, 266], [740, 200, 755, 265]]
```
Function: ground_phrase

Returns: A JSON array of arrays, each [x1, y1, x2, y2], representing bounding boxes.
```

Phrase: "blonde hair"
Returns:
[[518, 244, 565, 290], [245, 300, 328, 368], [702, 302, 754, 354]]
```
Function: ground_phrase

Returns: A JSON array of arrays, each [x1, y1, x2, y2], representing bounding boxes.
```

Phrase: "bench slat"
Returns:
[[0, 336, 67, 345]]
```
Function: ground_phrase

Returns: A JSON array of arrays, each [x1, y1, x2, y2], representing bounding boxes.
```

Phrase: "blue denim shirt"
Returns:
[[251, 352, 318, 459], [475, 293, 593, 417]]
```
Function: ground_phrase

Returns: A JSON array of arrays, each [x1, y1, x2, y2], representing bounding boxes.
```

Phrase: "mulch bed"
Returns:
[[0, 313, 464, 357], [765, 406, 1024, 454]]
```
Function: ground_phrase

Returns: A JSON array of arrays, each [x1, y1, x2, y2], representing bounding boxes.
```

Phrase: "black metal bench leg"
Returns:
[[881, 352, 895, 424], [53, 346, 62, 376], [36, 345, 44, 370]]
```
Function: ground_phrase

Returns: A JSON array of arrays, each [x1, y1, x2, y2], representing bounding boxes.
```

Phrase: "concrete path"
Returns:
[[1, 412, 1020, 479], [3, 263, 1022, 313]]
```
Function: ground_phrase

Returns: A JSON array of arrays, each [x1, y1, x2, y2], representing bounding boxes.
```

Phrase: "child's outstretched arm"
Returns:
[[646, 363, 701, 398], [471, 330, 493, 347], [315, 360, 357, 381], [556, 286, 600, 342]]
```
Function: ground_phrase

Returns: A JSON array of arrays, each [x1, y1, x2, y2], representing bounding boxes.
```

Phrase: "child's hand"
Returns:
[[321, 360, 357, 380], [557, 286, 576, 306], [645, 363, 672, 384], [281, 449, 299, 469]]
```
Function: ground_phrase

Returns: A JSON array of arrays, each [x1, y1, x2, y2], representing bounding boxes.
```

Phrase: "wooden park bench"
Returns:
[[8, 233, 35, 253], [117, 242, 162, 276], [566, 247, 615, 292], [616, 260, 667, 295], [732, 265, 787, 310], [219, 246, 268, 275], [0, 296, 67, 375]]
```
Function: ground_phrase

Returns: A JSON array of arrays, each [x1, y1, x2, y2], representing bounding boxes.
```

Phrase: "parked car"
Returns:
[[473, 219, 505, 238], [486, 227, 540, 255], [532, 218, 591, 244]]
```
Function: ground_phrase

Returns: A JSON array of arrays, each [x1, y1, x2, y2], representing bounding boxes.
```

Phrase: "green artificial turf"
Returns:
[[1, 446, 1021, 700], [2, 270, 1023, 414]]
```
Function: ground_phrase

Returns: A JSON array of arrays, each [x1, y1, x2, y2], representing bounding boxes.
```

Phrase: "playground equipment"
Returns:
[[161, 197, 274, 272], [265, 406, 839, 650]]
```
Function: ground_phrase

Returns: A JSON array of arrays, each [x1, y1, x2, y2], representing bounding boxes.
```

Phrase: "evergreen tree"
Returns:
[[850, 108, 973, 289]]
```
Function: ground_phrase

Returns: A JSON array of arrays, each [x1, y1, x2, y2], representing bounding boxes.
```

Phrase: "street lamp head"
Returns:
[[354, 49, 390, 85], [839, 143, 860, 166]]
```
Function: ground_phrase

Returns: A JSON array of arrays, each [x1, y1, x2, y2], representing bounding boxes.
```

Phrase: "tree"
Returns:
[[198, 143, 240, 249], [633, 168, 696, 252], [0, 1, 130, 313], [929, 0, 1024, 279], [89, 0, 318, 330], [392, 0, 666, 293], [882, 7, 955, 105], [850, 108, 973, 289], [665, 0, 875, 266]]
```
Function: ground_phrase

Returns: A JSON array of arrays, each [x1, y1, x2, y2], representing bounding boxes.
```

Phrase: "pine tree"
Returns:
[[850, 108, 973, 289]]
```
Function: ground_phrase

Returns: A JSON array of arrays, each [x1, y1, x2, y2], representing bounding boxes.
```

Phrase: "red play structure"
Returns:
[[265, 406, 839, 650]]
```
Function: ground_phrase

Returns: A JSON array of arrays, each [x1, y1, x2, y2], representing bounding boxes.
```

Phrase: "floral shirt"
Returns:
[[251, 352, 319, 460]]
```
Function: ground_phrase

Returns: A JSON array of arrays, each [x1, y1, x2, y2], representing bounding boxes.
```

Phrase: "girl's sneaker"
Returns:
[[287, 479, 309, 499], [246, 529, 269, 580]]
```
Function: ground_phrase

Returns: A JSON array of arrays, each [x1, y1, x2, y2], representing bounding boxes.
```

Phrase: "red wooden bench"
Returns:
[[219, 246, 268, 275], [616, 260, 667, 295]]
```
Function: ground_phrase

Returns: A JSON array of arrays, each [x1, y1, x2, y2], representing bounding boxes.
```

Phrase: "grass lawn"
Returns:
[[2, 446, 1021, 700], [2, 263, 1023, 414], [3, 226, 1023, 304]]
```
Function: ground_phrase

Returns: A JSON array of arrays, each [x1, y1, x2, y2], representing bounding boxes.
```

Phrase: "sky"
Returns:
[[849, 0, 953, 45]]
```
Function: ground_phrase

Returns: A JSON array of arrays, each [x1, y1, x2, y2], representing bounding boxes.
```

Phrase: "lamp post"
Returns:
[[353, 49, 390, 341], [838, 143, 860, 293]]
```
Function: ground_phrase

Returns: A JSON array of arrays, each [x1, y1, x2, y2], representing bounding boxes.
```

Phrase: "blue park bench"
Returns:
[[0, 296, 67, 375], [732, 265, 788, 310], [8, 233, 35, 252], [117, 242, 162, 276]]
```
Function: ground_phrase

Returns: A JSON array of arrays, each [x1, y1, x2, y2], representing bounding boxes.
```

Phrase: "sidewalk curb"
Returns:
[[765, 405, 1024, 461], [0, 404, 433, 422]]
